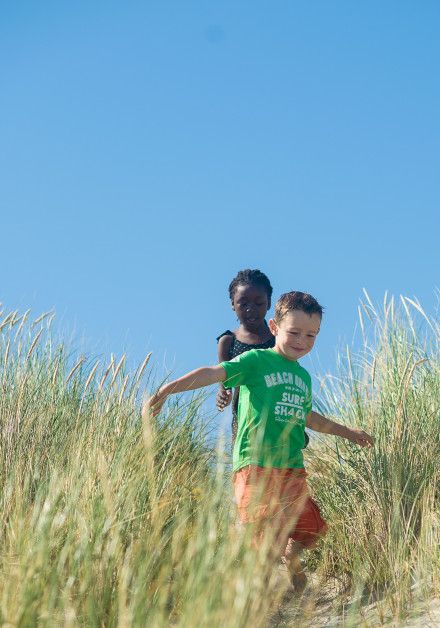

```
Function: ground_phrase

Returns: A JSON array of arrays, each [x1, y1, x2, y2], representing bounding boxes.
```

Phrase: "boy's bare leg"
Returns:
[[284, 539, 307, 593]]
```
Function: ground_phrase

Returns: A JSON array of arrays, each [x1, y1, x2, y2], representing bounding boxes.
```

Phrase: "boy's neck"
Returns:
[[272, 345, 297, 362]]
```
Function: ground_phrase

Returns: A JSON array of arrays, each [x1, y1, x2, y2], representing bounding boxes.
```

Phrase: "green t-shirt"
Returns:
[[221, 348, 312, 473]]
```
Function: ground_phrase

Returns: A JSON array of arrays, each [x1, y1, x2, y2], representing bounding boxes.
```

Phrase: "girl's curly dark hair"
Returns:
[[228, 269, 273, 306]]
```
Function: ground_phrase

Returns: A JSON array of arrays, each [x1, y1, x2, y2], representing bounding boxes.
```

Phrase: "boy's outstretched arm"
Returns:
[[307, 410, 374, 448], [143, 365, 226, 418]]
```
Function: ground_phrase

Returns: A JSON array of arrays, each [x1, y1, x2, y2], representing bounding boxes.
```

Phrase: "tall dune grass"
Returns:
[[0, 295, 438, 626], [307, 293, 440, 621]]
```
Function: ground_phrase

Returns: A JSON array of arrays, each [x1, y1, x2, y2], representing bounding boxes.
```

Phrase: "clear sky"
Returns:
[[1, 2, 439, 416]]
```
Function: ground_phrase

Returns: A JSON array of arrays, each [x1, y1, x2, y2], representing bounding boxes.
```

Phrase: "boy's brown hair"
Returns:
[[274, 291, 324, 323]]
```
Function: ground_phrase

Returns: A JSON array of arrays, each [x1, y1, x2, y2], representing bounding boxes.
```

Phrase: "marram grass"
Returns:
[[0, 295, 439, 626], [307, 294, 440, 621]]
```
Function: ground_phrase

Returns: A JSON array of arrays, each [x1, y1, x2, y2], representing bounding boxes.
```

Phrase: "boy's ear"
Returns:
[[268, 318, 278, 335]]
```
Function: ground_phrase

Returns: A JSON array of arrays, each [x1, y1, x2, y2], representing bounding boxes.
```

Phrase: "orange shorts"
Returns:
[[233, 465, 327, 555]]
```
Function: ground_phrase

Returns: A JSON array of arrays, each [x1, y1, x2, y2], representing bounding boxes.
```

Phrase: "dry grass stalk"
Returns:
[[0, 311, 16, 331], [66, 356, 86, 384], [78, 360, 101, 414], [404, 296, 435, 332], [82, 360, 100, 399], [110, 354, 126, 387], [15, 372, 29, 427], [98, 358, 115, 392], [7, 311, 20, 330], [358, 304, 367, 342], [26, 329, 43, 360], [362, 288, 378, 318], [52, 360, 60, 386], [400, 295, 417, 338], [118, 374, 129, 406], [32, 311, 55, 327], [14, 309, 31, 341], [396, 358, 429, 422], [46, 313, 56, 329], [3, 338, 10, 369], [134, 352, 152, 387]]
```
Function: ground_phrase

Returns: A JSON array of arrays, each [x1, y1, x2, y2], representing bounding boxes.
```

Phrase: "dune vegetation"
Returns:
[[0, 294, 438, 626]]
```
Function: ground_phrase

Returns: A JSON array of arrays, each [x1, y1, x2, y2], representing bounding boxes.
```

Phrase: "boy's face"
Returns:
[[269, 310, 320, 361], [232, 284, 269, 329]]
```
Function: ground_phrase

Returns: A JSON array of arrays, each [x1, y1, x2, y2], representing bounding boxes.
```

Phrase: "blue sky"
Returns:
[[1, 2, 439, 419]]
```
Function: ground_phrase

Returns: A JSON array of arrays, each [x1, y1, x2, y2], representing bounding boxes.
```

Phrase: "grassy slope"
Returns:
[[0, 296, 438, 626]]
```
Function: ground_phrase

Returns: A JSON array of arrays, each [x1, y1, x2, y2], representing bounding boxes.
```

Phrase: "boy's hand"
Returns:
[[345, 428, 374, 448], [216, 386, 232, 411], [143, 389, 167, 418]]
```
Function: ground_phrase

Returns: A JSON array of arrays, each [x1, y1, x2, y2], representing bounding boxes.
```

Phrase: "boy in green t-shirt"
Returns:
[[144, 291, 374, 591]]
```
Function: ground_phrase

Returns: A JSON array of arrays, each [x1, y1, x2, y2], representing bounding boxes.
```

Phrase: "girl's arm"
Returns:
[[217, 335, 234, 361], [306, 410, 374, 447], [143, 365, 227, 417], [216, 335, 234, 411]]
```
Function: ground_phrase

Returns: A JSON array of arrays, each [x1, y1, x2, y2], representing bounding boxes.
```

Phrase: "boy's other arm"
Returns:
[[306, 410, 374, 447], [216, 335, 234, 411], [143, 365, 227, 418]]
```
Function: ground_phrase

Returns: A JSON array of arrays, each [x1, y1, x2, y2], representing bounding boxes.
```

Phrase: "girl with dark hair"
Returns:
[[216, 269, 275, 443]]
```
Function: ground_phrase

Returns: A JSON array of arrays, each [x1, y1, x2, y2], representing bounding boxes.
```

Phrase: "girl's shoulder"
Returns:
[[216, 329, 235, 342], [217, 330, 235, 362]]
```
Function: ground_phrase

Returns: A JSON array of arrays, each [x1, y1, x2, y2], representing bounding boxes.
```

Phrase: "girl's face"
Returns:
[[232, 284, 270, 328]]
